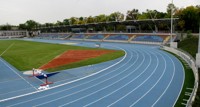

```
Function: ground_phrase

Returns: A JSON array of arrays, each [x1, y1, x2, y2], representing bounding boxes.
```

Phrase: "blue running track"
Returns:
[[0, 39, 184, 107]]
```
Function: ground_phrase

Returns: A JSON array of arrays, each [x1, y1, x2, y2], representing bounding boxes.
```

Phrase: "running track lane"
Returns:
[[0, 42, 184, 107], [0, 58, 38, 100]]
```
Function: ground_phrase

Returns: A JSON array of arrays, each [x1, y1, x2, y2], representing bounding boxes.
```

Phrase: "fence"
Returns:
[[162, 46, 199, 107]]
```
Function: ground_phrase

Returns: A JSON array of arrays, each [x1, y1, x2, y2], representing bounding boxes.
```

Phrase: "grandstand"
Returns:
[[86, 34, 104, 40], [132, 35, 163, 42], [36, 33, 69, 39], [34, 18, 179, 45], [35, 33, 176, 45], [0, 31, 27, 39], [105, 34, 129, 41], [129, 33, 176, 45], [70, 34, 85, 40]]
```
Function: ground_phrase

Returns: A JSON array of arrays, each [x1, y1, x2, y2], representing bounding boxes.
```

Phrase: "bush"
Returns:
[[178, 37, 198, 58], [186, 30, 193, 38]]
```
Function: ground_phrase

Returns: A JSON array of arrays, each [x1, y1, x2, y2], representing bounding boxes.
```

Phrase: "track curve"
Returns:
[[0, 40, 184, 107]]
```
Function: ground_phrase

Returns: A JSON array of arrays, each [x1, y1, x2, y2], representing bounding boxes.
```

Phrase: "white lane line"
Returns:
[[0, 78, 22, 84], [151, 51, 176, 107], [0, 43, 15, 56], [171, 53, 185, 107], [53, 76, 78, 84], [0, 81, 28, 90], [0, 87, 34, 96], [129, 51, 167, 107], [53, 60, 123, 84], [106, 49, 154, 107], [5, 47, 129, 106], [58, 49, 149, 107], [0, 58, 37, 91], [33, 49, 137, 107], [83, 50, 158, 107]]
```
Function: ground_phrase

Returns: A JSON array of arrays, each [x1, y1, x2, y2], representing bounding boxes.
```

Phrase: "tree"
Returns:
[[138, 12, 149, 19], [18, 24, 27, 30], [24, 20, 40, 30], [0, 24, 12, 30], [69, 17, 78, 25], [109, 12, 124, 21], [55, 21, 63, 26], [44, 23, 54, 27], [94, 14, 107, 23], [138, 9, 156, 19], [126, 9, 139, 20], [166, 3, 178, 18], [156, 11, 167, 19], [176, 6, 200, 32], [63, 19, 70, 25], [86, 16, 95, 23], [78, 17, 87, 24]]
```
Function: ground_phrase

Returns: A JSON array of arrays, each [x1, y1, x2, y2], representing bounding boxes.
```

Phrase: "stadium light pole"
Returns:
[[196, 13, 200, 68], [170, 0, 173, 47], [198, 19, 200, 53]]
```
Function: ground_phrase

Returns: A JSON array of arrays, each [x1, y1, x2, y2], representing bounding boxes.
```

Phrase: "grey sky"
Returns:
[[0, 0, 199, 25]]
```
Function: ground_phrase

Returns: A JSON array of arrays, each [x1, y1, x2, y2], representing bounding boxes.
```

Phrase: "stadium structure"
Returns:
[[0, 18, 199, 107], [0, 18, 179, 45]]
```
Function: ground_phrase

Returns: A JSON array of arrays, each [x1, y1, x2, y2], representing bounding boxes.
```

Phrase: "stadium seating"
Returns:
[[71, 34, 85, 39], [133, 35, 163, 42], [36, 33, 169, 45], [37, 33, 69, 39], [86, 34, 104, 40], [105, 35, 129, 40], [59, 34, 69, 39]]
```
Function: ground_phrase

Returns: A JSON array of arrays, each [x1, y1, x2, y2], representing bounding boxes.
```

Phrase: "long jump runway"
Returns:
[[0, 40, 184, 107]]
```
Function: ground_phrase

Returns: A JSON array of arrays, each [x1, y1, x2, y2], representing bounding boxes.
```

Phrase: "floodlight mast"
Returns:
[[170, 0, 173, 45], [198, 20, 200, 53]]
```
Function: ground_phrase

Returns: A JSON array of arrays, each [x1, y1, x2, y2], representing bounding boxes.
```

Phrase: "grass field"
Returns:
[[0, 40, 125, 72], [178, 37, 198, 58]]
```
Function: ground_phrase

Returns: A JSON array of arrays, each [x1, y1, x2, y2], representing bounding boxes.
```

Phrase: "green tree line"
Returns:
[[1, 4, 200, 32]]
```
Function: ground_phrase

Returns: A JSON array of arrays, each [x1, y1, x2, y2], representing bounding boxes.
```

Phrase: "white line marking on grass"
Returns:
[[151, 51, 176, 107], [0, 43, 15, 57], [38, 51, 67, 70], [0, 46, 127, 103]]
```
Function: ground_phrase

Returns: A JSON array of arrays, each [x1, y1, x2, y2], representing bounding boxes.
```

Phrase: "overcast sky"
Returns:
[[0, 0, 199, 25]]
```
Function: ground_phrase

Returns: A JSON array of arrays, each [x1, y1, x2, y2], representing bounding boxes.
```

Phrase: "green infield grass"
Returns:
[[0, 40, 125, 72]]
